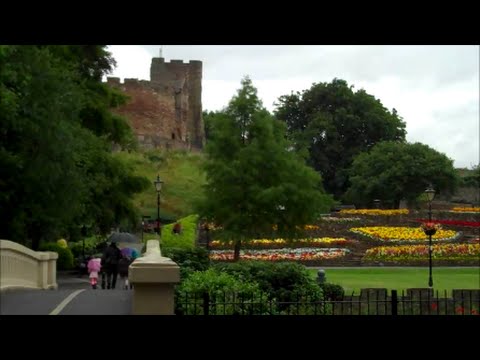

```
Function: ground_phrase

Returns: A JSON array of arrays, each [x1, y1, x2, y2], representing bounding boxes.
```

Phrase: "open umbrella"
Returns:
[[121, 247, 134, 258], [108, 232, 140, 244], [87, 258, 101, 272]]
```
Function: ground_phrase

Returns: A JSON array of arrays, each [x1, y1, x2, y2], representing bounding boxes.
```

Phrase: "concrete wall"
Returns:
[[0, 240, 58, 291]]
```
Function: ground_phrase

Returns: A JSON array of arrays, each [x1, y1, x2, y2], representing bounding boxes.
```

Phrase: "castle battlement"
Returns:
[[105, 56, 205, 151], [106, 77, 152, 86]]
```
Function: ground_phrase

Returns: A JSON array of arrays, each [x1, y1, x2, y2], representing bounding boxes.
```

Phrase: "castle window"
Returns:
[[172, 133, 176, 140]]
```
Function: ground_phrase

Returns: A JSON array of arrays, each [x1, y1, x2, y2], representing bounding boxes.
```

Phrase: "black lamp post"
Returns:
[[154, 175, 163, 236], [425, 184, 436, 288]]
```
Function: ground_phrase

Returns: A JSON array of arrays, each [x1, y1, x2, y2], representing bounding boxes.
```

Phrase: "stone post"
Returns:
[[129, 240, 180, 315]]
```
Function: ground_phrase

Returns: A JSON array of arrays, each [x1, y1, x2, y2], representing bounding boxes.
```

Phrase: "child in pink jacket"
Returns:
[[87, 257, 102, 289]]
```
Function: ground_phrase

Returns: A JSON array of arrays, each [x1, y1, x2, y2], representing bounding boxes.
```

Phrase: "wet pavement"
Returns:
[[0, 273, 133, 315]]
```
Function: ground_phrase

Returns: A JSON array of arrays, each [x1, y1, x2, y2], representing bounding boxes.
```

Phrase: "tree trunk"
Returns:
[[233, 239, 241, 261], [393, 199, 400, 209]]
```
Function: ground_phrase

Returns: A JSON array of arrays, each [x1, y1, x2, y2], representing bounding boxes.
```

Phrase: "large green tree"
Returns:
[[275, 78, 407, 199], [0, 45, 148, 249], [199, 76, 333, 260], [344, 141, 459, 208]]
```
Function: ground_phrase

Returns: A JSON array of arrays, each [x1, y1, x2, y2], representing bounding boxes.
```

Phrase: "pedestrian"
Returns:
[[172, 222, 182, 235], [87, 256, 101, 290], [118, 255, 133, 290], [101, 241, 122, 289]]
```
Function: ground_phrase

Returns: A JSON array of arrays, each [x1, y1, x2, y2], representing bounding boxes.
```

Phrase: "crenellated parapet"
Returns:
[[104, 56, 205, 151]]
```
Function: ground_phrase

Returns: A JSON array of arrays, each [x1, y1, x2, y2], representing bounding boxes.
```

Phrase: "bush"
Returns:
[[69, 236, 103, 258], [175, 268, 268, 315], [320, 283, 345, 301], [163, 247, 210, 280], [161, 214, 199, 250], [57, 239, 68, 248], [214, 261, 322, 303], [39, 242, 74, 270]]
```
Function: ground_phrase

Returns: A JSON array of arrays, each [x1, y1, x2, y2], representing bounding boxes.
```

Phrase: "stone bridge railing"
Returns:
[[0, 240, 58, 291], [129, 239, 180, 315]]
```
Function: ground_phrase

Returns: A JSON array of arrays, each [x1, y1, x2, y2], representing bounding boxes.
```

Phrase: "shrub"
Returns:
[[161, 214, 199, 250], [57, 239, 68, 248], [163, 247, 210, 279], [320, 283, 345, 301], [69, 236, 104, 258], [39, 242, 74, 270], [175, 268, 268, 315], [214, 261, 322, 303]]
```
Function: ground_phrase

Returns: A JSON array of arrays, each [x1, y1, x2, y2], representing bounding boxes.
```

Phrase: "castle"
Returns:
[[106, 57, 205, 150]]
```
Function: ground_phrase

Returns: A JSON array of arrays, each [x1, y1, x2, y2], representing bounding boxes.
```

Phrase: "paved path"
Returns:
[[0, 274, 133, 315]]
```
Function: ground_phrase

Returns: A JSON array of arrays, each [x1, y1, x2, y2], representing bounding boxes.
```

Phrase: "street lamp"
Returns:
[[154, 175, 163, 236], [425, 184, 436, 288], [373, 199, 381, 209]]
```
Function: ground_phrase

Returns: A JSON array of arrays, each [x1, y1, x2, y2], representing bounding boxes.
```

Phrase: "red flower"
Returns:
[[431, 302, 438, 310], [421, 222, 442, 231]]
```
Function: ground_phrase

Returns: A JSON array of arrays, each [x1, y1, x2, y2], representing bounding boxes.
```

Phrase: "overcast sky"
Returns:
[[106, 45, 479, 169]]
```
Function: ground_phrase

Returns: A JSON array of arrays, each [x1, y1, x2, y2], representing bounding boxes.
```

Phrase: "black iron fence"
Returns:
[[175, 289, 480, 315]]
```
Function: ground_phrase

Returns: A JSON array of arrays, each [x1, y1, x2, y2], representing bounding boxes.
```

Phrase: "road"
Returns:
[[0, 274, 132, 315]]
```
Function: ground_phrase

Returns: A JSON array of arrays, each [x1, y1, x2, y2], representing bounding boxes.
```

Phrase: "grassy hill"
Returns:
[[114, 149, 206, 222]]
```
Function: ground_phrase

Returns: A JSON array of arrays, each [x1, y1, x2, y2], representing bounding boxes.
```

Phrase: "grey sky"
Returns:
[[106, 45, 479, 169]]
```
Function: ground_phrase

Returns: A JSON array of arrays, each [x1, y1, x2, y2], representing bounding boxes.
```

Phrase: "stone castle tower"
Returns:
[[106, 57, 205, 150]]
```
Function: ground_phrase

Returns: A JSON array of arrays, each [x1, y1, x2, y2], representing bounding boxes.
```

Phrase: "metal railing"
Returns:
[[175, 289, 480, 315]]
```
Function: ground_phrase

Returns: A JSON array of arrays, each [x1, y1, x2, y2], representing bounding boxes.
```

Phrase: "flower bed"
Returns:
[[210, 237, 356, 249], [209, 248, 351, 261], [339, 209, 409, 216], [414, 219, 480, 227], [363, 244, 480, 263], [350, 226, 460, 243], [320, 217, 362, 222], [451, 207, 480, 213]]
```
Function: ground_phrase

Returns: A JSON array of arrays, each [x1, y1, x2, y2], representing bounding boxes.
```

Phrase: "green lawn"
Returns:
[[308, 267, 480, 295]]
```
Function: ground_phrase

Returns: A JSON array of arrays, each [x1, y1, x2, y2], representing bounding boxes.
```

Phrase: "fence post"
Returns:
[[203, 292, 210, 316], [391, 290, 398, 315]]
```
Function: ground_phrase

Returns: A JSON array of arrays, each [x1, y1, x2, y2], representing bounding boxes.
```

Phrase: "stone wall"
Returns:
[[0, 240, 58, 291], [106, 57, 205, 151]]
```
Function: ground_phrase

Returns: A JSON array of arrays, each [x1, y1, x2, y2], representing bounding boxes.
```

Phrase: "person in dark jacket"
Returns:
[[101, 241, 122, 289]]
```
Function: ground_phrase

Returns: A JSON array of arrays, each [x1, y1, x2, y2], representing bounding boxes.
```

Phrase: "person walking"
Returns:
[[118, 255, 133, 290], [101, 241, 122, 289], [87, 256, 101, 289]]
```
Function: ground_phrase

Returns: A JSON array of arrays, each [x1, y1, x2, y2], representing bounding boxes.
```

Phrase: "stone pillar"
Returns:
[[129, 240, 180, 315], [37, 255, 49, 289], [47, 256, 58, 289]]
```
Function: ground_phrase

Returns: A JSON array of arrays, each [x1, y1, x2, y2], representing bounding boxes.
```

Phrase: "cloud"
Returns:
[[107, 45, 479, 168]]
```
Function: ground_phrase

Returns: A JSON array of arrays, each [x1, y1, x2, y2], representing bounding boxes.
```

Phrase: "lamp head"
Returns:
[[425, 184, 436, 203], [154, 175, 163, 192]]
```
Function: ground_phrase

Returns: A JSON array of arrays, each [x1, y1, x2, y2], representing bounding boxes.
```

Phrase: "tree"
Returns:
[[0, 45, 148, 250], [344, 141, 459, 208], [202, 110, 223, 142], [275, 78, 407, 199], [198, 76, 333, 261], [461, 165, 480, 188]]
